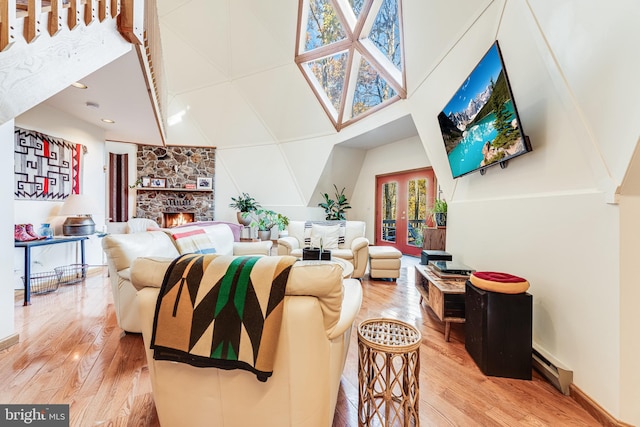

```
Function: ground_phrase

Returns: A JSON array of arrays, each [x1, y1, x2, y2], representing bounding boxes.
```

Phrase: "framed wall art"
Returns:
[[150, 178, 166, 188], [14, 127, 85, 200], [197, 177, 212, 190]]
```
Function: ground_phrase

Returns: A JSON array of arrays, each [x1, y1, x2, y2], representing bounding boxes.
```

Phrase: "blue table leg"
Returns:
[[23, 246, 31, 306], [80, 240, 86, 278]]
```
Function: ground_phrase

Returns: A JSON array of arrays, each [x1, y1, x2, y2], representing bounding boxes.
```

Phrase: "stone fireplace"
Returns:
[[135, 146, 215, 226]]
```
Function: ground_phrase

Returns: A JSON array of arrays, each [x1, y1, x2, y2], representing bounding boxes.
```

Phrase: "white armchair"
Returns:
[[278, 220, 369, 278], [126, 217, 159, 233]]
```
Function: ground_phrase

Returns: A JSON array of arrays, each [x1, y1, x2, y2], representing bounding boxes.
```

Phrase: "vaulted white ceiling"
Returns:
[[157, 0, 495, 149]]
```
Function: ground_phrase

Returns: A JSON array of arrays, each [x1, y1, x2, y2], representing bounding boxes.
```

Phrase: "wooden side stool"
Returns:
[[358, 318, 421, 426], [465, 272, 532, 380]]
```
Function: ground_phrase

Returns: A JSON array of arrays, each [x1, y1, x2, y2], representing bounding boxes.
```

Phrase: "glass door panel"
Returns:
[[381, 182, 397, 242], [406, 178, 427, 248]]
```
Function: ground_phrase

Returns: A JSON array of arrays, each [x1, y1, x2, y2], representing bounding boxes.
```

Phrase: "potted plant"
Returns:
[[318, 185, 351, 220], [242, 209, 289, 241], [432, 199, 447, 228], [229, 193, 261, 226]]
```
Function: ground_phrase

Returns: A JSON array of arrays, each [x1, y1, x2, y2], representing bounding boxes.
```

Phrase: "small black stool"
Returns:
[[465, 272, 532, 380]]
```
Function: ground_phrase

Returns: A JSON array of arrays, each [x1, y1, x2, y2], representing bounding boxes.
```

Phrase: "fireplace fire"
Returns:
[[164, 212, 195, 228]]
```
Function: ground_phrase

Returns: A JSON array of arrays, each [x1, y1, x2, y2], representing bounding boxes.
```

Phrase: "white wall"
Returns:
[[14, 105, 107, 287], [215, 134, 370, 224], [0, 120, 16, 341], [350, 135, 431, 241], [618, 194, 640, 424], [448, 193, 620, 407]]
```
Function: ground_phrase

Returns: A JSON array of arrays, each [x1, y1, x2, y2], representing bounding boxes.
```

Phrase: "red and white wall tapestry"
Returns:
[[14, 127, 85, 200]]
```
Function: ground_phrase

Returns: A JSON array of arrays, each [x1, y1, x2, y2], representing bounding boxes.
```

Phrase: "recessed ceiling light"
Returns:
[[71, 82, 88, 89], [101, 118, 115, 124]]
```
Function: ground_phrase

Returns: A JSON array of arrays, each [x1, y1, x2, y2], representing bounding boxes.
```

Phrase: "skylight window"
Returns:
[[303, 0, 347, 52], [296, 0, 406, 130], [306, 51, 349, 113]]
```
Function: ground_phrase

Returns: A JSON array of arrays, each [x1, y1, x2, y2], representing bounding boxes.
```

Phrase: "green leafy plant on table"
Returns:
[[229, 193, 261, 226], [242, 209, 289, 231], [229, 192, 261, 212]]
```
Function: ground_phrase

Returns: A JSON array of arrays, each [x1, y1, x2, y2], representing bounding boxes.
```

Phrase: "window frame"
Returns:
[[295, 0, 407, 130]]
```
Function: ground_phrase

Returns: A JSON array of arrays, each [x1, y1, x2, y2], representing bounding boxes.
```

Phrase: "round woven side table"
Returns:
[[357, 318, 421, 427]]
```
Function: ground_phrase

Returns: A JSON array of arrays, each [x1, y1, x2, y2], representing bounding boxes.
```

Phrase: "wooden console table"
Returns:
[[15, 236, 88, 306], [422, 227, 446, 251], [414, 264, 466, 341]]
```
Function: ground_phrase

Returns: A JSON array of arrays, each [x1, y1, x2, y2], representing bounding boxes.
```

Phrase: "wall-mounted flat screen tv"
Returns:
[[438, 41, 532, 178]]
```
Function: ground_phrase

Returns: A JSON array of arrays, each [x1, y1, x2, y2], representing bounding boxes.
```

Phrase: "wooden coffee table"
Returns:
[[414, 265, 467, 341]]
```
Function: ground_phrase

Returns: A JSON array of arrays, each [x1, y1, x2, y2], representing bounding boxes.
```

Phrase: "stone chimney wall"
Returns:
[[135, 146, 215, 226]]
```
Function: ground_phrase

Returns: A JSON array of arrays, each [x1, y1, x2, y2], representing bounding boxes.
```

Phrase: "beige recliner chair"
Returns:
[[132, 259, 363, 427]]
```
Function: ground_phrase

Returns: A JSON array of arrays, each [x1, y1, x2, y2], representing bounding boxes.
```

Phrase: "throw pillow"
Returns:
[[304, 221, 346, 247], [168, 223, 234, 255], [310, 224, 340, 249]]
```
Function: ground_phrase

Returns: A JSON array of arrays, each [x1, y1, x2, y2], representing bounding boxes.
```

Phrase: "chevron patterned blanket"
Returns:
[[151, 254, 297, 382]]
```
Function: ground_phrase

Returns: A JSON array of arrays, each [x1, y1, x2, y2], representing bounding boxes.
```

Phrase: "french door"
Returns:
[[375, 168, 436, 256]]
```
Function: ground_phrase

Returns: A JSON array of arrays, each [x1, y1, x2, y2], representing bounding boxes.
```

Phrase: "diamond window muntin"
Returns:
[[296, 0, 406, 130]]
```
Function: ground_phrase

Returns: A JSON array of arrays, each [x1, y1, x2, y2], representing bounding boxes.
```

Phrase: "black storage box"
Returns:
[[465, 281, 532, 380], [421, 250, 452, 265], [302, 247, 331, 261]]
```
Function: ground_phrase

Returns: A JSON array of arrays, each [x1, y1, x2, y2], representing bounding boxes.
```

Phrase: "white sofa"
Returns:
[[102, 223, 272, 333], [277, 220, 369, 278], [132, 258, 363, 427]]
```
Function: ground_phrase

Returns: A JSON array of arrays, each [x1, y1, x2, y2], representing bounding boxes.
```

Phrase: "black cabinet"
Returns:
[[465, 281, 532, 380]]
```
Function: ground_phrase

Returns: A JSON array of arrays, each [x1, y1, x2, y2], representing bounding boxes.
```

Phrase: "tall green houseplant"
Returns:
[[319, 185, 351, 220]]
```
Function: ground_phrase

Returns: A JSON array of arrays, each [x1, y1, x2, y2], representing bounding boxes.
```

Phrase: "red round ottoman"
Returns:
[[469, 271, 529, 294]]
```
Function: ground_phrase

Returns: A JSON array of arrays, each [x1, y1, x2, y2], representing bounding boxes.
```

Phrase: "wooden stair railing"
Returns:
[[0, 0, 16, 50], [1, 0, 120, 50], [0, 0, 167, 144], [143, 0, 166, 135]]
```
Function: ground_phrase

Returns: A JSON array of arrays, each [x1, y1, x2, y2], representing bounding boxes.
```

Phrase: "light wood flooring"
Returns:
[[1, 257, 600, 426]]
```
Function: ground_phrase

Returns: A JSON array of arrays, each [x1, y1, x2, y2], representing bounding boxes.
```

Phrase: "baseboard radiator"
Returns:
[[532, 344, 573, 395]]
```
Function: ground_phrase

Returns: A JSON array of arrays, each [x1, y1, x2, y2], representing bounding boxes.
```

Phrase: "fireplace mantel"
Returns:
[[136, 188, 213, 193]]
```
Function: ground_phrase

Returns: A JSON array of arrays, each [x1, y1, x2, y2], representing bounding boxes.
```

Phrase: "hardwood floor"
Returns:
[[1, 258, 600, 426]]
